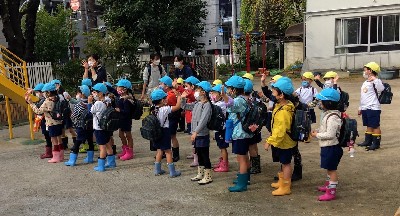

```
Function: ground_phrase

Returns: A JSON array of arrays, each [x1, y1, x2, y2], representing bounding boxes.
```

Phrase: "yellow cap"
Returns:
[[242, 73, 254, 81], [364, 62, 381, 73], [177, 78, 184, 84], [271, 75, 283, 81], [213, 79, 223, 85], [323, 71, 337, 79], [302, 71, 315, 80]]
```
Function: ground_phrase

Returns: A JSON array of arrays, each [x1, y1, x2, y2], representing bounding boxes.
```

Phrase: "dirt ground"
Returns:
[[0, 76, 399, 216]]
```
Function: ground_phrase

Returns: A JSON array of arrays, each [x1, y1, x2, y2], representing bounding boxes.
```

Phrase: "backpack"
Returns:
[[147, 64, 163, 85], [337, 88, 350, 112], [326, 113, 359, 147], [51, 96, 71, 120], [207, 104, 226, 131], [140, 108, 168, 142], [98, 106, 120, 131], [131, 99, 144, 120], [373, 82, 393, 104], [242, 98, 268, 135]]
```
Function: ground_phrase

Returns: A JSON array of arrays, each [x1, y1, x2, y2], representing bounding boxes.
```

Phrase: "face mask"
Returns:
[[363, 72, 369, 79], [174, 62, 181, 68], [153, 60, 160, 65], [76, 94, 81, 100], [301, 81, 309, 88], [324, 80, 333, 88], [117, 90, 124, 95], [88, 61, 94, 67], [35, 93, 41, 98], [194, 91, 201, 101]]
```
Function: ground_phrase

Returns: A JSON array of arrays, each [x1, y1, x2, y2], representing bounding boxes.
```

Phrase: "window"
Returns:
[[335, 14, 400, 54]]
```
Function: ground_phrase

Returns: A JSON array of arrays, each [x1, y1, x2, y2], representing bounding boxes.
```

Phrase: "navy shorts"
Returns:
[[169, 119, 178, 135], [41, 118, 48, 135], [94, 130, 112, 145], [232, 138, 250, 155], [215, 131, 229, 149], [309, 109, 316, 124], [320, 145, 343, 170], [274, 147, 293, 164], [76, 127, 93, 142], [119, 119, 132, 132], [48, 124, 63, 137], [63, 117, 73, 129], [153, 127, 172, 151], [271, 145, 280, 163], [249, 133, 262, 145], [194, 135, 210, 148], [361, 109, 381, 128]]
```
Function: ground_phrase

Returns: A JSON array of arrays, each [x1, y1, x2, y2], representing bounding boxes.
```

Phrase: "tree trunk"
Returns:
[[0, 0, 25, 58], [24, 0, 40, 62], [87, 0, 97, 31]]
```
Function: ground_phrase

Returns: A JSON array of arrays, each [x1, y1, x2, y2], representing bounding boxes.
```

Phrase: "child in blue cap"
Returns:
[[151, 89, 182, 177], [311, 88, 343, 201]]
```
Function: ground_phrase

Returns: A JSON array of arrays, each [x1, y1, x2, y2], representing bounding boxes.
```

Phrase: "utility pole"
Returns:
[[231, 0, 237, 63]]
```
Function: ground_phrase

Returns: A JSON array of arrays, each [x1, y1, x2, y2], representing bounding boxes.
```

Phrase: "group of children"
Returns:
[[26, 61, 385, 201]]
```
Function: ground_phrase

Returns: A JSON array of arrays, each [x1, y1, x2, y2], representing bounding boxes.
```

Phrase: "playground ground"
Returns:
[[0, 76, 399, 216]]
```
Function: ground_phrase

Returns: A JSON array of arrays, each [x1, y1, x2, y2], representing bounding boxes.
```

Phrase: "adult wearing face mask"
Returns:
[[141, 54, 166, 100], [82, 54, 107, 85], [173, 54, 193, 80]]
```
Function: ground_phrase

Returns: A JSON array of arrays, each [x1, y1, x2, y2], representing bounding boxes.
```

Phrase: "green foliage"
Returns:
[[34, 6, 76, 62], [52, 59, 83, 93], [283, 60, 303, 72]]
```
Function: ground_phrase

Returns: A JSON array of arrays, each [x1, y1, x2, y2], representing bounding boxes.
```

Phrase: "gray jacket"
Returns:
[[181, 99, 212, 137]]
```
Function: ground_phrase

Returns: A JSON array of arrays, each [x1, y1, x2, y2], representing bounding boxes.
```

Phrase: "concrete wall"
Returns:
[[284, 42, 303, 68]]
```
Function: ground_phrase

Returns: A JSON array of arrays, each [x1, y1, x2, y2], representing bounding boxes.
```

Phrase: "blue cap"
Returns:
[[79, 85, 91, 97], [316, 88, 340, 102], [225, 75, 245, 88], [196, 81, 212, 92], [41, 83, 57, 92], [51, 79, 62, 85], [159, 76, 173, 87], [92, 83, 108, 94], [33, 83, 45, 91], [105, 82, 112, 87], [244, 79, 253, 93], [184, 76, 200, 85], [272, 77, 294, 95], [116, 79, 132, 89], [151, 89, 168, 101], [81, 78, 92, 87], [211, 84, 227, 92]]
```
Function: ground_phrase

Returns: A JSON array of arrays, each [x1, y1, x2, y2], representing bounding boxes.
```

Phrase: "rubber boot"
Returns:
[[228, 173, 248, 192], [40, 146, 53, 159], [190, 154, 199, 167], [233, 171, 251, 185], [48, 151, 62, 163], [94, 158, 106, 172], [59, 144, 65, 161], [358, 132, 373, 147], [79, 143, 89, 153], [271, 172, 283, 189], [249, 155, 261, 174], [83, 151, 95, 164], [154, 162, 166, 176], [168, 163, 181, 178], [318, 187, 337, 201], [62, 137, 69, 150], [213, 157, 223, 169], [65, 152, 78, 166], [120, 147, 134, 161], [272, 179, 291, 196], [318, 180, 330, 192], [172, 147, 180, 162], [105, 155, 116, 169], [367, 134, 381, 151], [291, 165, 303, 181], [117, 145, 128, 158], [191, 166, 205, 181], [214, 160, 229, 172], [198, 169, 213, 185]]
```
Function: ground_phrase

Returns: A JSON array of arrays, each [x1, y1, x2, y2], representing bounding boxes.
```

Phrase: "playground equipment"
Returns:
[[0, 45, 38, 140]]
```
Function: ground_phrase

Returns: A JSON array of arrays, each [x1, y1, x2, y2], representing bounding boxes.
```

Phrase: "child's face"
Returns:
[[211, 91, 221, 101], [272, 88, 284, 101], [184, 83, 194, 90]]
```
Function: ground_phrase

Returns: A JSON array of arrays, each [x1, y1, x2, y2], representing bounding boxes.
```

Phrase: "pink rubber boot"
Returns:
[[48, 151, 62, 163], [213, 157, 223, 169], [120, 147, 134, 161], [118, 145, 128, 159], [58, 144, 65, 161], [214, 160, 229, 172], [190, 154, 199, 167], [318, 187, 337, 201], [318, 181, 330, 192]]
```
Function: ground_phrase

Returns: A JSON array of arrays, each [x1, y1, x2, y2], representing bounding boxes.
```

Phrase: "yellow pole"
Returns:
[[5, 96, 13, 139], [22, 61, 35, 140]]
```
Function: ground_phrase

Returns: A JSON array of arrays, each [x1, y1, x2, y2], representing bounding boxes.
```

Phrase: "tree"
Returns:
[[99, 0, 207, 54], [0, 0, 40, 61]]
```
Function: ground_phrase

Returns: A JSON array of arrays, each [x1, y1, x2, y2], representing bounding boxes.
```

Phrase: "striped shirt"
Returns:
[[71, 101, 90, 128]]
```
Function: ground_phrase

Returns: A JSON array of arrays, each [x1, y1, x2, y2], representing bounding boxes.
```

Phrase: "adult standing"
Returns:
[[82, 54, 107, 85], [141, 53, 166, 100], [173, 54, 193, 79]]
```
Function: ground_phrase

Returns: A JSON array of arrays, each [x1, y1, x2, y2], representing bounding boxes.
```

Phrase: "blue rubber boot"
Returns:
[[105, 155, 116, 169], [233, 172, 251, 185], [228, 173, 248, 192], [94, 158, 106, 172], [64, 152, 78, 166], [168, 163, 181, 178], [83, 151, 95, 164], [154, 162, 166, 176]]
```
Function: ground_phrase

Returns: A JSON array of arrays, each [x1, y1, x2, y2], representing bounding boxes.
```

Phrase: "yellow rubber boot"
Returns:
[[271, 172, 283, 189], [272, 179, 291, 196]]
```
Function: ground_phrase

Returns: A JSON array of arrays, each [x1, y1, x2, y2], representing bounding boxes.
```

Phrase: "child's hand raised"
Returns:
[[181, 91, 188, 98]]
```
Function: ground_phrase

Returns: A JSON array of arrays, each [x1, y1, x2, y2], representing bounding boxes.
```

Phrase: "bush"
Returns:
[[52, 59, 83, 94]]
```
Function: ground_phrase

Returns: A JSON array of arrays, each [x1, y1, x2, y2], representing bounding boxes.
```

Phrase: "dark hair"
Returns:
[[321, 100, 339, 110], [174, 54, 184, 62], [150, 53, 160, 60], [49, 91, 58, 97], [365, 66, 378, 76], [234, 87, 244, 95], [273, 87, 296, 103], [152, 99, 162, 106], [91, 54, 100, 61]]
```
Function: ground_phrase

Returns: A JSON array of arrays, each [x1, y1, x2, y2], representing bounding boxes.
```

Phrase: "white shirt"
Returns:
[[295, 86, 318, 104], [213, 100, 227, 116], [359, 78, 384, 110], [156, 106, 172, 128], [143, 64, 166, 92], [91, 101, 107, 130]]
